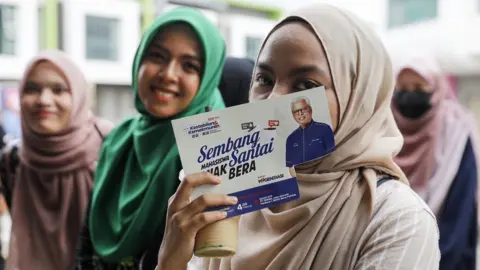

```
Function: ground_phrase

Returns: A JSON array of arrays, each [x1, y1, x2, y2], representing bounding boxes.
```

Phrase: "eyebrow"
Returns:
[[289, 65, 326, 77], [256, 62, 326, 77], [256, 62, 274, 74], [150, 42, 203, 62]]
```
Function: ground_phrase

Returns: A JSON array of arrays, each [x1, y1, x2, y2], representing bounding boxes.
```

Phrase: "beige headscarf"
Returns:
[[204, 3, 408, 270]]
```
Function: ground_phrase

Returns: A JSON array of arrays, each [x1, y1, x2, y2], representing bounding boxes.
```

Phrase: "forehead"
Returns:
[[258, 21, 328, 71], [397, 68, 428, 84], [27, 61, 67, 83], [151, 23, 202, 53]]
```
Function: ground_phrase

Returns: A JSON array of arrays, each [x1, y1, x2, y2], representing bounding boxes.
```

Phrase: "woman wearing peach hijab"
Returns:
[[393, 57, 479, 270], [0, 50, 113, 270], [155, 3, 440, 270]]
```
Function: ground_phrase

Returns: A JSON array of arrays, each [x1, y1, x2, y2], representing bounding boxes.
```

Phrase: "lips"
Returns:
[[149, 84, 179, 102], [36, 110, 55, 118]]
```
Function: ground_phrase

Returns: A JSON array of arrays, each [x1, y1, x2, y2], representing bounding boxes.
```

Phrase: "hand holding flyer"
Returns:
[[172, 86, 335, 217], [172, 86, 335, 258]]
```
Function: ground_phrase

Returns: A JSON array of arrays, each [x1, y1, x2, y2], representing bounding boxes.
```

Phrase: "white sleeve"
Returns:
[[187, 256, 204, 270], [179, 169, 185, 182]]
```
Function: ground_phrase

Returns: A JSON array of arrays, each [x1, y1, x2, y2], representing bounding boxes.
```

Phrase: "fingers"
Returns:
[[170, 172, 221, 213], [182, 194, 237, 218], [170, 193, 237, 236], [289, 167, 296, 177], [172, 210, 228, 236]]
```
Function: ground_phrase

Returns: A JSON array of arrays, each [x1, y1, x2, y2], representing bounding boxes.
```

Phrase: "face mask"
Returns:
[[393, 90, 433, 119]]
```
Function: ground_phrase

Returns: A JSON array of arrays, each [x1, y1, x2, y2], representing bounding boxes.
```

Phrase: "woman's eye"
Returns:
[[254, 74, 273, 86], [53, 86, 69, 94], [184, 62, 201, 74], [295, 80, 320, 91], [24, 83, 41, 94], [149, 52, 167, 62]]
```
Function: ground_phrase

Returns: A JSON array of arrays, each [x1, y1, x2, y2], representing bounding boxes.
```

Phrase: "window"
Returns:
[[0, 5, 16, 55], [245, 36, 262, 61], [85, 16, 119, 61], [38, 6, 45, 51], [388, 0, 438, 28]]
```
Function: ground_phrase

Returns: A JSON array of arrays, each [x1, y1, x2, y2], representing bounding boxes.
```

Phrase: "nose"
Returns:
[[161, 61, 179, 83], [38, 88, 55, 106], [267, 83, 290, 99]]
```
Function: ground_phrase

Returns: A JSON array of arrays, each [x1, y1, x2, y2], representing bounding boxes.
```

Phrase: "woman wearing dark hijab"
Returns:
[[218, 57, 255, 107]]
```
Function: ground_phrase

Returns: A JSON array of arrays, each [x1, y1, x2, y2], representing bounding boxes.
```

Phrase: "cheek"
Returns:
[[137, 63, 158, 98], [20, 95, 36, 114], [182, 76, 200, 101], [56, 95, 73, 123]]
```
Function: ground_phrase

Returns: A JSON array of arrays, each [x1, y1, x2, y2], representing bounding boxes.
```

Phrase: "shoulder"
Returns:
[[373, 180, 435, 217], [355, 181, 440, 269], [369, 181, 438, 238], [312, 121, 332, 130], [287, 128, 300, 140], [94, 117, 115, 137]]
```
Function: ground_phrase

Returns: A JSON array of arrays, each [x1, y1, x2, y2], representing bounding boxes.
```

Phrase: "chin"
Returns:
[[148, 108, 177, 119], [32, 127, 56, 135]]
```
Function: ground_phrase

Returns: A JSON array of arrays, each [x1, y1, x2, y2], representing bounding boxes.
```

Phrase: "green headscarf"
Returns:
[[89, 7, 226, 262]]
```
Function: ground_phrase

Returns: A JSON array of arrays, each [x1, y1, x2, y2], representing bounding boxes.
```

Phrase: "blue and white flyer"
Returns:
[[172, 87, 335, 217]]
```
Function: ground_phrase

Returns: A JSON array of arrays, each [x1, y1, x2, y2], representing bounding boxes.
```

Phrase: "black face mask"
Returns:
[[393, 90, 433, 119]]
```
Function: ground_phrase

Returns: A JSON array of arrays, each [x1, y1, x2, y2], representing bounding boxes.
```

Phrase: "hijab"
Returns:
[[89, 7, 226, 262], [204, 3, 408, 270], [7, 49, 112, 270], [392, 56, 480, 216], [218, 57, 255, 107]]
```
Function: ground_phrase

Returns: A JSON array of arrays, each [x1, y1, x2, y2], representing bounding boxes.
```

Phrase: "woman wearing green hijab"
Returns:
[[74, 7, 226, 269]]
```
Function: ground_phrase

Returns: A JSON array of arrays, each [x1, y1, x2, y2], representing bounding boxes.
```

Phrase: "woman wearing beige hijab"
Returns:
[[156, 3, 440, 270]]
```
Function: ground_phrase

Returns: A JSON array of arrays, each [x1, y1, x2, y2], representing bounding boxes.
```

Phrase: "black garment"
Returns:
[[218, 57, 255, 107], [438, 138, 477, 270], [0, 126, 6, 150]]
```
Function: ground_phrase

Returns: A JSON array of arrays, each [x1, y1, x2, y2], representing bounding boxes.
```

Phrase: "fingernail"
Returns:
[[228, 196, 238, 204], [213, 177, 221, 184], [220, 211, 228, 218]]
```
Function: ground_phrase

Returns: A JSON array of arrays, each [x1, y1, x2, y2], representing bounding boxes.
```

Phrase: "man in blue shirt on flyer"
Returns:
[[286, 96, 335, 167]]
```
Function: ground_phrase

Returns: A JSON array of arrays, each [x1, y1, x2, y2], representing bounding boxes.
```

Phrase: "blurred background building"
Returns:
[[0, 0, 284, 124], [1, 0, 480, 127]]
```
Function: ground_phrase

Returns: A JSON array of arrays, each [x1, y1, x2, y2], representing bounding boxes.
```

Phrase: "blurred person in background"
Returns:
[[0, 50, 113, 270], [392, 57, 479, 270], [75, 7, 226, 269], [157, 3, 440, 270], [218, 57, 254, 107], [0, 121, 16, 270], [1, 86, 22, 140], [0, 195, 9, 270]]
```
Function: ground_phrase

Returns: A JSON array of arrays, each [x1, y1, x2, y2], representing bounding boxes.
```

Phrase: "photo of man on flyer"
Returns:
[[285, 96, 335, 167]]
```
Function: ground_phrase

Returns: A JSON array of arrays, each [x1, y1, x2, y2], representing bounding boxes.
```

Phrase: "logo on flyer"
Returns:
[[264, 120, 279, 130], [241, 122, 256, 132], [184, 116, 221, 138], [258, 173, 284, 184]]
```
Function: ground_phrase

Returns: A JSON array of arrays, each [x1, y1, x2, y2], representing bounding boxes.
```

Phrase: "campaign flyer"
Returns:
[[172, 87, 335, 217]]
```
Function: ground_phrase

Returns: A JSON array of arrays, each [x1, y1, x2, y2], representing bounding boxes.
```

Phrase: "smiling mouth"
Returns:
[[149, 85, 180, 99]]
